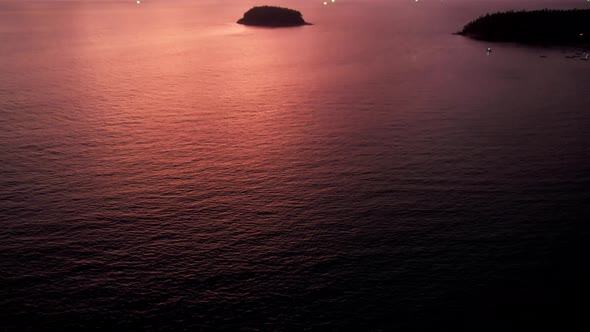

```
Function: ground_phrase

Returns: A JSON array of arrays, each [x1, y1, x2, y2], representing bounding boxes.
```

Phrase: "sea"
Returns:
[[1, 0, 589, 330]]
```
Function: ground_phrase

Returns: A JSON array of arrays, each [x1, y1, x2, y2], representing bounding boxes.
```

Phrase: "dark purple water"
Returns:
[[1, 0, 589, 330]]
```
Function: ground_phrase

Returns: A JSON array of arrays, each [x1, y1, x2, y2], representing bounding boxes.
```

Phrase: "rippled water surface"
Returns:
[[1, 0, 589, 330]]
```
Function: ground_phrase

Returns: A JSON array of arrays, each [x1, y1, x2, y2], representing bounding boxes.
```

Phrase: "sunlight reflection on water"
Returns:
[[1, 0, 589, 330]]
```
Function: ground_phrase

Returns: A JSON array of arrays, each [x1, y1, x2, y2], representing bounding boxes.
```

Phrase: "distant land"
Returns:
[[457, 9, 590, 46], [237, 6, 311, 27]]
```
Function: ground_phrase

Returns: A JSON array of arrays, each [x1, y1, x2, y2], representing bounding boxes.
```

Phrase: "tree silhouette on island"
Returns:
[[237, 6, 311, 27], [457, 9, 590, 46]]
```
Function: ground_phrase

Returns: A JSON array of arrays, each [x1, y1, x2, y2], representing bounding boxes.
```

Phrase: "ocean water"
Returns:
[[1, 0, 589, 330]]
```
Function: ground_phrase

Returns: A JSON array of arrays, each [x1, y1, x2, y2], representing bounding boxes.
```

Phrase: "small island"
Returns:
[[456, 9, 590, 45], [237, 6, 311, 27]]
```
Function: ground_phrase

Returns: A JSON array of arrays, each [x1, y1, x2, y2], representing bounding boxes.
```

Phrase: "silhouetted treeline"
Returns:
[[237, 6, 310, 27], [458, 9, 590, 45]]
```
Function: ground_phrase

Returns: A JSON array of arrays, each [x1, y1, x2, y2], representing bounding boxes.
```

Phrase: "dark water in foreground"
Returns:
[[1, 0, 589, 330]]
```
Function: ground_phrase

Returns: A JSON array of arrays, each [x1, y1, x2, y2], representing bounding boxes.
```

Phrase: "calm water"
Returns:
[[1, 0, 589, 330]]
